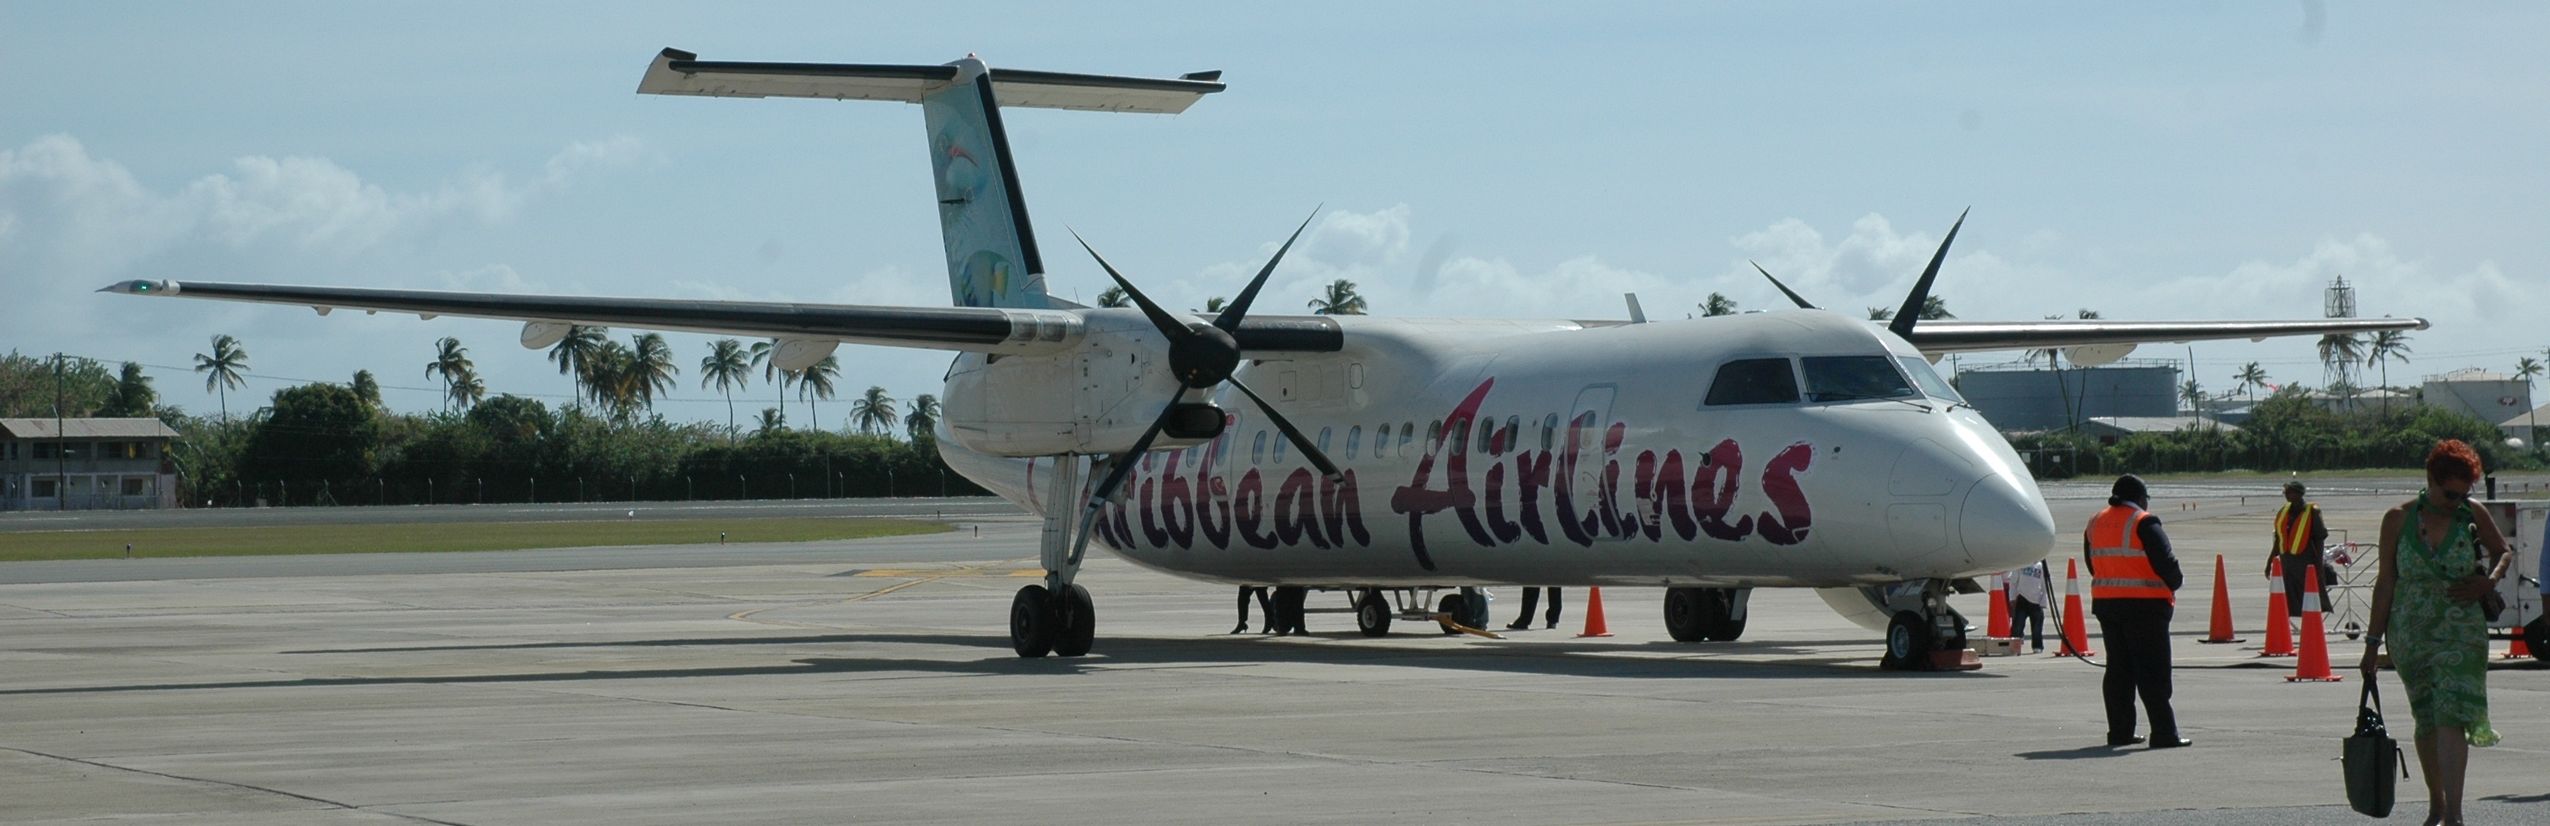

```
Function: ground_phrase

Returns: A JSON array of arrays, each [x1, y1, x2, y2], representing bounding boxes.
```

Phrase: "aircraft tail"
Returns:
[[638, 49, 1226, 309]]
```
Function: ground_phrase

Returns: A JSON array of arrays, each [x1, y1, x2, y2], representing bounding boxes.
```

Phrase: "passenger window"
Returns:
[[1251, 431, 1267, 465], [1371, 422, 1388, 458], [1504, 416, 1520, 453], [1400, 422, 1414, 449], [1346, 425, 1363, 459], [1273, 431, 1289, 464], [1475, 417, 1494, 453], [1541, 413, 1558, 450], [1800, 355, 1917, 403], [1317, 426, 1332, 455], [1705, 358, 1802, 406], [1426, 420, 1442, 452], [1895, 355, 1965, 404]]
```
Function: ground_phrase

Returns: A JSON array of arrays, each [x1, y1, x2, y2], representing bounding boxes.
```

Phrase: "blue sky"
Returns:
[[5, 2, 2545, 425]]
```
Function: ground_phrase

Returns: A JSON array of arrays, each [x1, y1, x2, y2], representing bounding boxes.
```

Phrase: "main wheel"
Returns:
[[1054, 583, 1096, 657], [1664, 587, 1714, 642], [1010, 584, 1056, 658], [1703, 590, 1748, 642], [1437, 594, 1468, 635], [1355, 589, 1393, 637], [2528, 617, 2550, 663], [1883, 610, 1934, 671]]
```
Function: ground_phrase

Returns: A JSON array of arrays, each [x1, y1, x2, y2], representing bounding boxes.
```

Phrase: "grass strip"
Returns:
[[0, 517, 949, 562]]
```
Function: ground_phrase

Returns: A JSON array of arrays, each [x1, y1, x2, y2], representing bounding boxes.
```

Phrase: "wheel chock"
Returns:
[[1927, 649, 1983, 671]]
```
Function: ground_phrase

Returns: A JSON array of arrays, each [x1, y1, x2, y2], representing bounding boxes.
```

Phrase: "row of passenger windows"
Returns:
[[1244, 412, 1589, 467]]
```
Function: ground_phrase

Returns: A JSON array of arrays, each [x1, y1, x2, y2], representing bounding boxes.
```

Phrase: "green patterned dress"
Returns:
[[2388, 495, 2500, 745]]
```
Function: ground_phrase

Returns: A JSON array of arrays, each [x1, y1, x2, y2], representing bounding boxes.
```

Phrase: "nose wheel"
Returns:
[[1011, 583, 1096, 659], [1876, 580, 1973, 671]]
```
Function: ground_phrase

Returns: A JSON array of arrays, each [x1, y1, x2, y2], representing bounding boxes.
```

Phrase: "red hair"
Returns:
[[2425, 439, 2483, 484]]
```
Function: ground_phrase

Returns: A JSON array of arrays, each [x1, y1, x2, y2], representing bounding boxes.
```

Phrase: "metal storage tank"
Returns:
[[1954, 360, 2181, 432], [2422, 368, 2530, 427]]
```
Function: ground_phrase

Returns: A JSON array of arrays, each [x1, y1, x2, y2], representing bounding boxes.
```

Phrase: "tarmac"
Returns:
[[2, 479, 2543, 824]]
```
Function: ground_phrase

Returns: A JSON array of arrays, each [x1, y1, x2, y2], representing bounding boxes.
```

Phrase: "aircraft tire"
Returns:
[[1054, 584, 1095, 657], [1882, 610, 1933, 671], [1355, 589, 1393, 637], [1702, 589, 1746, 642], [1010, 584, 1056, 658], [1437, 594, 1468, 635], [2527, 617, 2549, 663], [1663, 587, 1715, 642]]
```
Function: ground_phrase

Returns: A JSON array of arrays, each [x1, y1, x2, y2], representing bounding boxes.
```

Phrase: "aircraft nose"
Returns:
[[1960, 472, 2056, 569]]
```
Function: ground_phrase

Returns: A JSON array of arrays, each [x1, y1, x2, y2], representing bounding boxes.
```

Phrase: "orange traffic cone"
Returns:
[[2200, 554, 2245, 644], [2287, 564, 2342, 682], [1988, 572, 2011, 638], [1575, 586, 1612, 638], [2055, 558, 2096, 657], [2260, 556, 2294, 658], [2505, 633, 2533, 660]]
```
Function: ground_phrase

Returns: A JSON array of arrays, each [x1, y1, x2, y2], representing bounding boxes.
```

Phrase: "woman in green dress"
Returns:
[[2360, 440, 2513, 826]]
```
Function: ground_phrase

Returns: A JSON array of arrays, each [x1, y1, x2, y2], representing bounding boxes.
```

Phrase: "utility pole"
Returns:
[[54, 353, 68, 512]]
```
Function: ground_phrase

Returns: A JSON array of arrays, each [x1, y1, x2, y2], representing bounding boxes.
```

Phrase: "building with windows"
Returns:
[[0, 418, 182, 510]]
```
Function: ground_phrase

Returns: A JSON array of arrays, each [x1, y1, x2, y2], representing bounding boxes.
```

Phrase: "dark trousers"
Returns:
[[2009, 596, 2045, 650], [2277, 555, 2336, 617], [1236, 586, 1271, 628], [1272, 586, 1309, 634], [2095, 606, 2178, 740], [1511, 587, 1562, 626]]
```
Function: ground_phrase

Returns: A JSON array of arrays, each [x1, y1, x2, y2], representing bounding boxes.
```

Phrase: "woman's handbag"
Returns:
[[2344, 679, 2408, 818]]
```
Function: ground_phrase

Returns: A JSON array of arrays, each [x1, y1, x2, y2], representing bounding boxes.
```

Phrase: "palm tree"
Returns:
[[1203, 296, 1228, 313], [2234, 362, 2269, 404], [755, 407, 786, 435], [448, 366, 487, 410], [699, 338, 752, 438], [2317, 333, 2365, 410], [2364, 330, 2413, 417], [1702, 293, 1739, 316], [350, 369, 382, 409], [547, 325, 608, 408], [584, 341, 637, 417], [797, 355, 840, 430], [193, 334, 250, 420], [904, 393, 940, 440], [2518, 357, 2544, 445], [1866, 296, 1956, 322], [424, 336, 474, 411], [749, 338, 793, 418], [104, 362, 156, 417], [627, 332, 679, 412], [1307, 279, 1368, 315], [2179, 379, 2205, 418], [851, 385, 899, 436], [1096, 286, 1131, 308], [1866, 307, 1894, 321]]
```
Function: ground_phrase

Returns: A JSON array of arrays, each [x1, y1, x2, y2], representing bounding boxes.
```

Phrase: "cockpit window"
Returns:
[[1800, 356, 1918, 403], [1895, 354, 1965, 404], [1704, 358, 1801, 406]]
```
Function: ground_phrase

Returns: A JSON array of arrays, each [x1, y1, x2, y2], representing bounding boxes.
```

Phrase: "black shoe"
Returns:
[[2148, 737, 2193, 749], [1260, 626, 1275, 635], [1230, 623, 1248, 635], [2106, 735, 2146, 747], [1506, 621, 1531, 630], [1546, 621, 1558, 629]]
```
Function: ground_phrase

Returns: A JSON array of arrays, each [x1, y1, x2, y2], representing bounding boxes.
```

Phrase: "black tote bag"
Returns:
[[2344, 679, 2408, 818]]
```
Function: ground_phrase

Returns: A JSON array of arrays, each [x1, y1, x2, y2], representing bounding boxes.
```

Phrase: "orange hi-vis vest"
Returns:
[[2273, 503, 2319, 556], [2086, 504, 2174, 604]]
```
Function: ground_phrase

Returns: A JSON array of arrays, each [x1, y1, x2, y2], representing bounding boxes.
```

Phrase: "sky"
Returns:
[[5, 2, 2546, 427]]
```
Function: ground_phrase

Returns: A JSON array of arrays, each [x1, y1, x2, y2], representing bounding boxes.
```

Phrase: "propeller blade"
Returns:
[[1886, 208, 1968, 339], [1225, 375, 1341, 480], [1752, 261, 1818, 310], [1067, 389, 1187, 567], [1072, 230, 1191, 341], [1213, 206, 1319, 334]]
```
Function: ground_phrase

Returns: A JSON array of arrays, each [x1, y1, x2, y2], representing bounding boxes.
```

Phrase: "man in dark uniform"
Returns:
[[2265, 479, 2333, 617], [2084, 474, 2190, 749], [1506, 587, 1562, 630]]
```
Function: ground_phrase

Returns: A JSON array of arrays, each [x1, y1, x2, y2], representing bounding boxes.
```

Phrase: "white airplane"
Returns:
[[105, 49, 2424, 669]]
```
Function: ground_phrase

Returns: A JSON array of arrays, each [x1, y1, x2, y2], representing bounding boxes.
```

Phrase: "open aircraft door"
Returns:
[[2475, 500, 2549, 660]]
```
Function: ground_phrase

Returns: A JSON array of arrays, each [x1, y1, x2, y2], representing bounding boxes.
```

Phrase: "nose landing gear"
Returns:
[[1876, 580, 1973, 671]]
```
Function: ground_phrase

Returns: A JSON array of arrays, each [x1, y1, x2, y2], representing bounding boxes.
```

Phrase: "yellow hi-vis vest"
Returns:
[[2274, 503, 2319, 556], [2087, 504, 2174, 604]]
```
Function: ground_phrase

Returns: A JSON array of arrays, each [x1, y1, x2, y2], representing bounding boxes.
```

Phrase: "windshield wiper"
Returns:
[[1809, 392, 1933, 412]]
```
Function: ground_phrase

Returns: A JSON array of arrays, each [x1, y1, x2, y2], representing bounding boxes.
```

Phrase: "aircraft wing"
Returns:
[[1905, 316, 2426, 356]]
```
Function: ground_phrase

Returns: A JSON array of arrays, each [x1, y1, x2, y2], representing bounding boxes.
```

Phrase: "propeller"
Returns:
[[1745, 208, 1968, 331], [1751, 261, 1818, 310], [1060, 209, 1342, 566]]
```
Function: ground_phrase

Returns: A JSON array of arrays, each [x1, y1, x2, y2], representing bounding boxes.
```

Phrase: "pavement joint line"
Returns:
[[0, 745, 476, 826]]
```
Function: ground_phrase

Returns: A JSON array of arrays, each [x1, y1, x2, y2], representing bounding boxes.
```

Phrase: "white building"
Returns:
[[0, 418, 182, 510]]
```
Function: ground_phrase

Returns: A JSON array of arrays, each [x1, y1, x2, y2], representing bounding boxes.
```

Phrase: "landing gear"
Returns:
[[1355, 589, 1393, 637], [1435, 587, 1490, 634], [1014, 457, 1098, 659], [2526, 617, 2549, 663], [1011, 585, 1057, 658], [1873, 579, 1970, 671], [1664, 587, 1751, 642]]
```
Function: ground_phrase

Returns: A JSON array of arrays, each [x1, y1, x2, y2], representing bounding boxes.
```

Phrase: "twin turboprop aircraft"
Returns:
[[106, 49, 2424, 670]]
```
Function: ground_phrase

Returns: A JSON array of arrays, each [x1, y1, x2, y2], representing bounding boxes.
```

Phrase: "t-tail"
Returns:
[[638, 49, 1226, 309]]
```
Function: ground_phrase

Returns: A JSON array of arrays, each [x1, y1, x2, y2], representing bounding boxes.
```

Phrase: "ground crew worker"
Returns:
[[2266, 479, 2333, 617], [2007, 560, 2049, 652], [1506, 587, 1562, 630], [2084, 474, 2189, 749]]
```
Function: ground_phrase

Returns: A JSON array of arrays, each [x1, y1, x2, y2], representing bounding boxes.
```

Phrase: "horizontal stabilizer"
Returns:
[[638, 48, 1225, 113]]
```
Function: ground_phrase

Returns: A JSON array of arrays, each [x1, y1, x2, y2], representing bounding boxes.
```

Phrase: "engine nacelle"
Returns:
[[941, 311, 1224, 457]]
